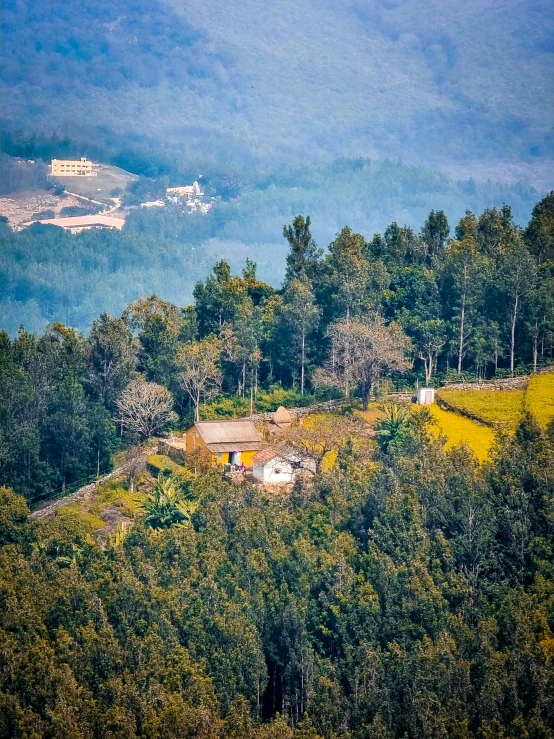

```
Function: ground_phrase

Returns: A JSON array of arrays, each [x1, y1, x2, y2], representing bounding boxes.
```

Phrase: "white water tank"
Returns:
[[417, 387, 435, 405]]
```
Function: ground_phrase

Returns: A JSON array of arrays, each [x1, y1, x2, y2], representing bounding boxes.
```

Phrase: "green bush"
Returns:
[[147, 454, 183, 475]]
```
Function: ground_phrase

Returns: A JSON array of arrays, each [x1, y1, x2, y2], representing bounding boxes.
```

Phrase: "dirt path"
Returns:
[[30, 443, 157, 521]]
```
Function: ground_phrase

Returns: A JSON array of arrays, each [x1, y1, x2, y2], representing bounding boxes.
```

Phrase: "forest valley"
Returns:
[[0, 194, 553, 737]]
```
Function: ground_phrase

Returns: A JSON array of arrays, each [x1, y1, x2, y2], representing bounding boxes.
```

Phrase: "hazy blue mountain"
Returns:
[[1, 0, 552, 186]]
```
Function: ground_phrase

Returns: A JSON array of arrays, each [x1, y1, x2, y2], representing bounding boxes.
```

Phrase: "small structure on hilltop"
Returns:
[[166, 182, 203, 200], [51, 157, 96, 177], [417, 387, 435, 405], [140, 200, 165, 208], [263, 405, 294, 439], [253, 446, 316, 484], [180, 419, 262, 467], [273, 405, 293, 429]]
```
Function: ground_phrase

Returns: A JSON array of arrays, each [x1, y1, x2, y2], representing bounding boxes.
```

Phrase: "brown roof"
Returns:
[[273, 406, 293, 424], [253, 447, 279, 466], [195, 419, 262, 452]]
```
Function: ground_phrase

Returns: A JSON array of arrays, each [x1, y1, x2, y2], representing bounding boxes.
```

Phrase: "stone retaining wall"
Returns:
[[435, 396, 500, 428], [441, 376, 529, 392], [247, 399, 347, 423]]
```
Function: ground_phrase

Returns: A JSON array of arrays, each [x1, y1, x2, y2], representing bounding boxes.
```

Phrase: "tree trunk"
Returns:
[[457, 281, 466, 375], [510, 292, 520, 377], [300, 329, 305, 395], [426, 352, 432, 385]]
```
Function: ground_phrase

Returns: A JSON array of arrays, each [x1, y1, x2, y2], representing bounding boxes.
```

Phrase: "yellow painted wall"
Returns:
[[183, 425, 257, 466], [241, 450, 256, 466]]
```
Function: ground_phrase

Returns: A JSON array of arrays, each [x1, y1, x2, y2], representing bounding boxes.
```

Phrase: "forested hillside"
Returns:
[[1, 0, 552, 183], [0, 159, 542, 334], [0, 188, 553, 736], [1, 194, 553, 504], [1, 384, 553, 736]]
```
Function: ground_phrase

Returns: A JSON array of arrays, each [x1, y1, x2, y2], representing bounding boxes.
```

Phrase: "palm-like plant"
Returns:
[[143, 473, 198, 530], [375, 403, 410, 452]]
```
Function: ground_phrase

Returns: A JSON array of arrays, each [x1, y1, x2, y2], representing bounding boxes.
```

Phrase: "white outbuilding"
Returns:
[[416, 387, 435, 405], [253, 447, 316, 484]]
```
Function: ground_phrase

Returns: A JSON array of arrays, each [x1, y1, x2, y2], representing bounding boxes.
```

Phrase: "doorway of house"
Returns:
[[229, 451, 241, 466]]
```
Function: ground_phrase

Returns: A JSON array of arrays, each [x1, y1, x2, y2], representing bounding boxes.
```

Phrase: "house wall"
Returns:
[[183, 426, 256, 466], [254, 457, 295, 484]]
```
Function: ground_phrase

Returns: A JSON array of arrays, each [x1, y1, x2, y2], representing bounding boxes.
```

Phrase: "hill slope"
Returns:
[[0, 157, 541, 335], [1, 0, 552, 185]]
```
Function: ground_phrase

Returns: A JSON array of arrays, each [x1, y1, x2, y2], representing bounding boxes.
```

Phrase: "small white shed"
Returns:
[[417, 387, 435, 405], [253, 447, 316, 484]]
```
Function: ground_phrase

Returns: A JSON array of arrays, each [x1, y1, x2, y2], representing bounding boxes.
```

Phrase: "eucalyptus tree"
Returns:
[[279, 279, 319, 394]]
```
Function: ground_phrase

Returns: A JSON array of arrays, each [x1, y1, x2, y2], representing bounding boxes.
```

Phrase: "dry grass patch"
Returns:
[[429, 405, 495, 463], [438, 388, 525, 428], [526, 372, 554, 428]]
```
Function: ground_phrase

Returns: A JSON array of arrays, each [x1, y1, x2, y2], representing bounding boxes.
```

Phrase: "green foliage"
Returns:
[[0, 410, 552, 735], [0, 487, 35, 551], [375, 403, 411, 452], [142, 472, 197, 529], [0, 159, 542, 336]]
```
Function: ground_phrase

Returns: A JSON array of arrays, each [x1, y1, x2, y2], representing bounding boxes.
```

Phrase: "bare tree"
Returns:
[[124, 445, 147, 493], [177, 337, 222, 422], [284, 415, 367, 473], [314, 314, 412, 410], [116, 380, 177, 438]]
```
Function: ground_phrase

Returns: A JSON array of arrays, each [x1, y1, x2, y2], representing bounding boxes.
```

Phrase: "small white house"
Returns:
[[417, 387, 435, 405], [253, 447, 316, 484]]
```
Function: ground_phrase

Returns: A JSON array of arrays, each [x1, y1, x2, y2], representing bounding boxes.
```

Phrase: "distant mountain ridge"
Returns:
[[1, 0, 552, 186]]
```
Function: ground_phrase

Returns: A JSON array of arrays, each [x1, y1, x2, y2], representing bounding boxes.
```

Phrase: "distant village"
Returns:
[[0, 156, 213, 232]]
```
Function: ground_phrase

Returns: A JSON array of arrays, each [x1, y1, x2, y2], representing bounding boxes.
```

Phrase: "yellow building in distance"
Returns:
[[51, 157, 96, 176]]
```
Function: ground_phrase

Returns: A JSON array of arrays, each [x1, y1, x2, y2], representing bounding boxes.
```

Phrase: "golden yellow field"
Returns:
[[428, 405, 495, 462], [526, 372, 554, 428], [437, 388, 525, 428]]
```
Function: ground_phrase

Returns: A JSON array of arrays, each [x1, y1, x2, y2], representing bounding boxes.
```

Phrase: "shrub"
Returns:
[[147, 454, 183, 475]]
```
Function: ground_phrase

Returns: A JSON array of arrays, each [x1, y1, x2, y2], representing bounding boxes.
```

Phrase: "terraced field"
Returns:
[[437, 388, 525, 429], [526, 372, 554, 428], [428, 405, 495, 463], [431, 371, 554, 461]]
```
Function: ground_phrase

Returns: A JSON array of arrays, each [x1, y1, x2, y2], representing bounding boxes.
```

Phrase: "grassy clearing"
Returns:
[[49, 479, 146, 535], [53, 164, 136, 202], [438, 388, 525, 428], [526, 372, 554, 428], [429, 405, 495, 463]]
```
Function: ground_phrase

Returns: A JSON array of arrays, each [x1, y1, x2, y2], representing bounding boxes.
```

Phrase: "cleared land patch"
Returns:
[[51, 478, 145, 536], [437, 388, 525, 429], [526, 372, 554, 428], [429, 405, 495, 463], [51, 163, 137, 203]]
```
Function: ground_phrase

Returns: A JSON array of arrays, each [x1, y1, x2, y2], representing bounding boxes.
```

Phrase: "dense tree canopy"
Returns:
[[0, 195, 553, 505], [0, 409, 552, 736]]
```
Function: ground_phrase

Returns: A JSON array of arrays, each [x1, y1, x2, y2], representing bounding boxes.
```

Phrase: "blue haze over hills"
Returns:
[[0, 0, 552, 334], [1, 0, 552, 186]]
